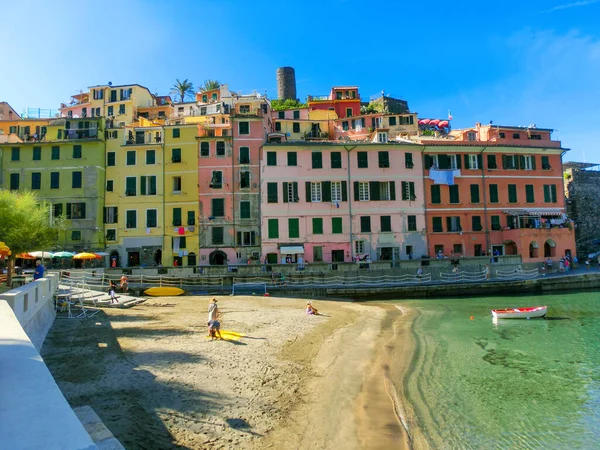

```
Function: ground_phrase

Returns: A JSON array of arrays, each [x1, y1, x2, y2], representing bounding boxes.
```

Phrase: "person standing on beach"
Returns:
[[208, 319, 222, 340], [108, 280, 118, 304], [208, 298, 219, 323], [33, 260, 44, 280]]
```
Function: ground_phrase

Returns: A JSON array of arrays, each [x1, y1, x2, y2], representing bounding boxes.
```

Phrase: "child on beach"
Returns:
[[120, 274, 129, 292], [306, 301, 319, 315], [208, 319, 222, 340], [208, 298, 219, 322], [108, 280, 118, 304]]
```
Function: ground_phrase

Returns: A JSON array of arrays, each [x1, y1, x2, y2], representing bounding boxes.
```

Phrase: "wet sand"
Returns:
[[41, 295, 417, 449]]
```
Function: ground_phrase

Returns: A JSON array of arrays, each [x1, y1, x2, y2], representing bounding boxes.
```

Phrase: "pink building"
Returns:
[[260, 142, 427, 265], [198, 94, 272, 265]]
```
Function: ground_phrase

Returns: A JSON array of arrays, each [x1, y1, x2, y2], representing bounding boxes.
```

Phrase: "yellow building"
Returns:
[[163, 123, 199, 267], [0, 117, 105, 251], [86, 84, 154, 127]]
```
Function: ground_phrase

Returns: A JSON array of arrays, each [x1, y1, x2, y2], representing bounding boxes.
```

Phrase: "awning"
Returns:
[[280, 246, 304, 255], [502, 209, 564, 217]]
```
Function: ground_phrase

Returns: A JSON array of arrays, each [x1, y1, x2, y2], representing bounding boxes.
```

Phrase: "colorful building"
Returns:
[[260, 142, 426, 264], [307, 86, 361, 119]]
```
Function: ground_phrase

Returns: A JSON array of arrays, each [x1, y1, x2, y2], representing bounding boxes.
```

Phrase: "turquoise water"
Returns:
[[397, 292, 600, 449]]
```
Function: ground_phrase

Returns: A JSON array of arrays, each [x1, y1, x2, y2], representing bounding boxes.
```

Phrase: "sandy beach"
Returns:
[[42, 295, 416, 449]]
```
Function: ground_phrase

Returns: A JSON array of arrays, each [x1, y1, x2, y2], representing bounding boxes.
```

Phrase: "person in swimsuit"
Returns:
[[306, 301, 319, 315]]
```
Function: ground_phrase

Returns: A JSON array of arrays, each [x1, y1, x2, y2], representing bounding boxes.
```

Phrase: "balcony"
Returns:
[[304, 130, 329, 140], [231, 107, 264, 118], [307, 95, 330, 102], [61, 128, 99, 140], [124, 129, 163, 145]]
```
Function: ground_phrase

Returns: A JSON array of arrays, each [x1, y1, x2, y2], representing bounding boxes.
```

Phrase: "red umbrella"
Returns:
[[438, 120, 449, 128], [429, 119, 441, 126], [419, 119, 431, 125]]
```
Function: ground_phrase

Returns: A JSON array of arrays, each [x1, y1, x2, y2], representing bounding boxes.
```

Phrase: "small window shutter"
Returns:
[[519, 155, 525, 170], [282, 182, 288, 203], [103, 207, 107, 224], [354, 181, 359, 201], [140, 176, 146, 195], [544, 185, 550, 202], [502, 155, 507, 169], [81, 203, 86, 218], [477, 154, 483, 169], [322, 181, 331, 202], [409, 182, 415, 200], [551, 185, 557, 203], [438, 154, 449, 169], [251, 231, 256, 245], [305, 182, 311, 203], [457, 217, 461, 230], [446, 217, 452, 231], [150, 176, 156, 194], [237, 232, 242, 246], [370, 181, 380, 201], [425, 154, 433, 168], [514, 156, 520, 169], [66, 203, 72, 219], [401, 181, 408, 201], [456, 155, 462, 169], [389, 181, 396, 201], [531, 156, 536, 170], [293, 182, 299, 202], [464, 154, 470, 169], [342, 181, 348, 202], [115, 207, 118, 222]]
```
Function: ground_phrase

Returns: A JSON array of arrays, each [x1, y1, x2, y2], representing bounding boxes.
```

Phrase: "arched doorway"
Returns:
[[504, 240, 517, 255], [529, 241, 539, 258], [209, 250, 227, 265], [187, 252, 197, 266], [544, 239, 556, 258], [154, 249, 162, 266], [109, 250, 120, 268]]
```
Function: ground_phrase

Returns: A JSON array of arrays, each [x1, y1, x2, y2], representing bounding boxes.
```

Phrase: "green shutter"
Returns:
[[487, 154, 496, 169], [305, 182, 312, 203], [282, 182, 289, 203], [489, 184, 499, 203], [508, 184, 517, 203], [287, 151, 297, 166], [240, 201, 250, 218], [140, 176, 147, 195], [312, 218, 323, 234], [370, 181, 380, 201], [150, 176, 156, 195], [390, 181, 396, 201], [267, 152, 276, 166], [409, 182, 415, 200], [449, 185, 459, 204], [380, 216, 391, 232], [292, 182, 299, 202], [431, 185, 441, 204], [472, 216, 482, 231], [360, 216, 371, 232], [212, 199, 224, 217], [341, 181, 348, 201], [401, 181, 408, 201], [331, 152, 342, 168], [312, 152, 322, 169], [519, 155, 526, 170], [378, 151, 389, 168], [531, 155, 536, 170], [332, 217, 342, 234], [551, 185, 557, 203], [455, 155, 462, 169], [432, 217, 442, 232], [357, 152, 368, 168], [438, 154, 449, 169], [289, 218, 299, 238], [322, 181, 331, 202], [477, 154, 483, 169], [267, 183, 278, 203], [541, 156, 550, 169], [173, 208, 182, 225], [470, 184, 480, 203], [526, 185, 535, 203], [405, 152, 413, 168], [502, 155, 508, 169], [268, 218, 279, 238], [464, 154, 470, 169]]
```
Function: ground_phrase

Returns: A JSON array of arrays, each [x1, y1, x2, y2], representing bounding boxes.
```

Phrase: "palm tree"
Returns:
[[202, 79, 220, 91], [171, 78, 195, 103]]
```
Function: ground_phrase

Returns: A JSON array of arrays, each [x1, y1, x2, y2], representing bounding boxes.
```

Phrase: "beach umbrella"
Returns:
[[17, 253, 36, 260], [53, 251, 76, 258], [29, 251, 55, 259], [0, 242, 10, 257], [94, 252, 109, 258], [73, 252, 100, 260]]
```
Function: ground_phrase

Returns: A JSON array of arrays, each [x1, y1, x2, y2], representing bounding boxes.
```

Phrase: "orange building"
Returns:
[[421, 125, 574, 263]]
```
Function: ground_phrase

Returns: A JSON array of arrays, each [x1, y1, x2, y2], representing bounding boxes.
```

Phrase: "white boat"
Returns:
[[491, 306, 547, 320]]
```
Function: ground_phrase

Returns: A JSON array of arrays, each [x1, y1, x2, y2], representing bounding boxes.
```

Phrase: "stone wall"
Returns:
[[565, 168, 600, 255]]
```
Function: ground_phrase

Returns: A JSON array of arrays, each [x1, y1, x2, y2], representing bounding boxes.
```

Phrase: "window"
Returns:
[[313, 246, 323, 261], [140, 176, 157, 195], [331, 152, 342, 168], [472, 216, 482, 231], [487, 154, 497, 169], [171, 148, 181, 163], [72, 171, 82, 188], [50, 172, 59, 189], [405, 153, 414, 169], [240, 201, 251, 219], [200, 142, 210, 157], [119, 104, 126, 115], [311, 182, 322, 202], [453, 244, 463, 255], [187, 211, 195, 226], [239, 122, 250, 135], [312, 151, 322, 169], [342, 121, 349, 131], [449, 185, 460, 204], [126, 151, 136, 165], [355, 240, 364, 254], [544, 185, 557, 203], [268, 218, 279, 238], [106, 180, 113, 192], [331, 182, 342, 202], [512, 133, 520, 139], [237, 231, 256, 246], [146, 150, 155, 164], [357, 152, 368, 168], [239, 104, 250, 114], [360, 216, 371, 232], [278, 111, 285, 119], [401, 181, 415, 201], [491, 215, 501, 230], [283, 181, 299, 203], [388, 116, 397, 126], [211, 171, 223, 189], [380, 216, 392, 232], [107, 105, 114, 116], [312, 218, 323, 235], [202, 94, 208, 102], [9, 173, 19, 190], [293, 123, 300, 133], [212, 198, 225, 217], [275, 122, 281, 132], [432, 217, 443, 232], [71, 231, 82, 241], [287, 151, 297, 166], [466, 154, 480, 170], [332, 217, 343, 234], [508, 184, 517, 203], [239, 147, 250, 164], [446, 216, 462, 232], [146, 209, 158, 228], [522, 155, 534, 170], [499, 132, 506, 139], [11, 147, 20, 161], [267, 182, 278, 203], [407, 215, 417, 232], [430, 185, 441, 204], [378, 151, 390, 168], [107, 152, 115, 166], [216, 141, 225, 156], [267, 152, 277, 166], [33, 146, 41, 161], [541, 156, 551, 170], [358, 182, 369, 201], [467, 132, 477, 141], [126, 177, 137, 196], [106, 229, 116, 241], [212, 227, 224, 245], [470, 184, 480, 203], [172, 176, 182, 193], [172, 128, 180, 138], [103, 206, 118, 224], [526, 185, 535, 203], [73, 145, 82, 159], [69, 202, 86, 220], [172, 208, 182, 226], [378, 132, 388, 143], [489, 184, 499, 203], [31, 172, 41, 190], [240, 170, 250, 188], [503, 155, 517, 169]]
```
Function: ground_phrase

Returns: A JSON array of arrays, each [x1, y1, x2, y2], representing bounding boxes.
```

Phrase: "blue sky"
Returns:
[[1, 0, 599, 162]]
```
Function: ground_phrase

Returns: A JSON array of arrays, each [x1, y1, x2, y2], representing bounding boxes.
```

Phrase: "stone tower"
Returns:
[[276, 67, 297, 101]]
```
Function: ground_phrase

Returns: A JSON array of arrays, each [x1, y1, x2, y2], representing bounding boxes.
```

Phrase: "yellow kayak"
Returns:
[[144, 287, 185, 297]]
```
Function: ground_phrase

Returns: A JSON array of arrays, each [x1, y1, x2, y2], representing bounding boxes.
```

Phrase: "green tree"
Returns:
[[202, 79, 220, 91], [170, 78, 195, 103], [0, 190, 62, 286], [271, 99, 308, 111]]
